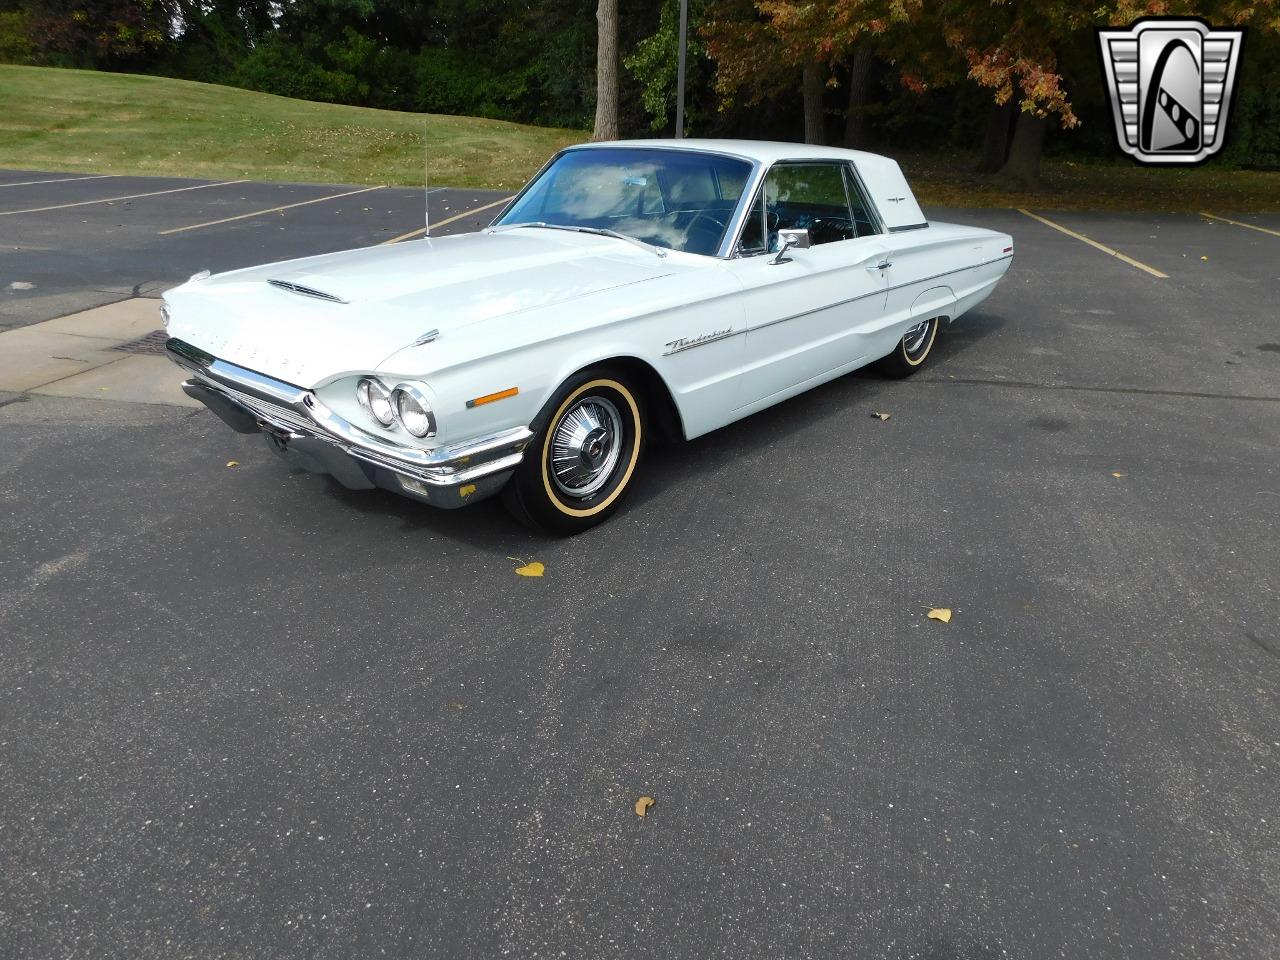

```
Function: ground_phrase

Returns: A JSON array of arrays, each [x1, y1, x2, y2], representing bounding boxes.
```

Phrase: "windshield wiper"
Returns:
[[489, 222, 667, 258]]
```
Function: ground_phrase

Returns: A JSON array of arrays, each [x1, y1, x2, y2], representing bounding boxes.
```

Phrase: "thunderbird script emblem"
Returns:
[[1098, 18, 1244, 165]]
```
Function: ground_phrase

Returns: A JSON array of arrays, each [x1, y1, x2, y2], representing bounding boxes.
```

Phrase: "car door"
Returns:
[[721, 161, 890, 409]]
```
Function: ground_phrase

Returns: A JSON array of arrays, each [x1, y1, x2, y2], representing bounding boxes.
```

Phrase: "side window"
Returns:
[[762, 162, 855, 250], [842, 165, 879, 236]]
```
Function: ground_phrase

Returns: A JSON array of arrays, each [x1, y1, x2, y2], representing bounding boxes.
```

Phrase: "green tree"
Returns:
[[23, 0, 178, 67], [625, 0, 711, 135]]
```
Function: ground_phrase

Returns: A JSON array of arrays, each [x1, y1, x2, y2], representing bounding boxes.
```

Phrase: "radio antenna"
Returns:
[[423, 139, 431, 239]]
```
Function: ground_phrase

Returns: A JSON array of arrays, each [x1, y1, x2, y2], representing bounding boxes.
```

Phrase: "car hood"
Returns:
[[163, 229, 677, 387]]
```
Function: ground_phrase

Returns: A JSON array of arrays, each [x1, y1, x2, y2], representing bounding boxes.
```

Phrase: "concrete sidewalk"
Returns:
[[0, 298, 197, 406]]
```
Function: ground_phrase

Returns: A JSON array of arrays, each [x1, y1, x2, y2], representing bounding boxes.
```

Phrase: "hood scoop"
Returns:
[[268, 279, 348, 304]]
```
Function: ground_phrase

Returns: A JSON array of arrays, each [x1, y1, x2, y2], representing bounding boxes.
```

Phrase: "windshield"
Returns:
[[495, 148, 753, 257]]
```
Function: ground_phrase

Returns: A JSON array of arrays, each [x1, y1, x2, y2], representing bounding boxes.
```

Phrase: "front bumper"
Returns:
[[167, 339, 533, 509]]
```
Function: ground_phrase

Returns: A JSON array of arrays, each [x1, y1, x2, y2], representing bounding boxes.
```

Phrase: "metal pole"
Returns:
[[674, 0, 688, 138]]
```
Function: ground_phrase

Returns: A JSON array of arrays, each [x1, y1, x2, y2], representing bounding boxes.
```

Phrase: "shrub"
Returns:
[[0, 10, 37, 64]]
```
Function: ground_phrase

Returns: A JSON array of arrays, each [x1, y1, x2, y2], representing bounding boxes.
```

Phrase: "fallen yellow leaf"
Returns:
[[225, 460, 239, 468], [927, 608, 953, 623], [871, 411, 891, 421], [1112, 472, 1126, 478], [1200, 255, 1209, 261], [635, 796, 655, 818], [515, 561, 545, 578]]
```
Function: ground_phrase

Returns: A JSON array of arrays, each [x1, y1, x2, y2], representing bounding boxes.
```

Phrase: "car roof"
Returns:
[[569, 138, 889, 167]]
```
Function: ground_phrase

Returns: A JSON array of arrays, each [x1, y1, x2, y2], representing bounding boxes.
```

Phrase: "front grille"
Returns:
[[214, 381, 314, 434]]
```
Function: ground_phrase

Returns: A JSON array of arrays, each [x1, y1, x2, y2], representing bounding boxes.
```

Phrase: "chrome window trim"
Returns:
[[491, 144, 763, 261]]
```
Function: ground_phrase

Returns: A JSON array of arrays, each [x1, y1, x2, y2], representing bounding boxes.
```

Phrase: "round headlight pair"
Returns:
[[356, 378, 436, 438]]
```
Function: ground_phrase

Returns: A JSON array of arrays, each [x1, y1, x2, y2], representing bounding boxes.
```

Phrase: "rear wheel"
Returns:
[[876, 316, 940, 378], [502, 368, 646, 534]]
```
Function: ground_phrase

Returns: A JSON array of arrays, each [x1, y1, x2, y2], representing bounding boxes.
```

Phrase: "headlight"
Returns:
[[356, 377, 396, 427], [393, 383, 437, 438]]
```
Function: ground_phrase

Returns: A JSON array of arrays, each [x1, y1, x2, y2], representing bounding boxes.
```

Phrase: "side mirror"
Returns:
[[771, 228, 811, 265]]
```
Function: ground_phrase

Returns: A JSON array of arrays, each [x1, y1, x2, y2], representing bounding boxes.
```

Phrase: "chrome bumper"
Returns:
[[167, 339, 533, 509]]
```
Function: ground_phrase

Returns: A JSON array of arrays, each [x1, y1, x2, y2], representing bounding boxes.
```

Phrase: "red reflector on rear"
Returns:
[[1003, 246, 1013, 253]]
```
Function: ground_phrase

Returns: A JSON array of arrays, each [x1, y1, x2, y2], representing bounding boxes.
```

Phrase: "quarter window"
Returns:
[[842, 166, 879, 236]]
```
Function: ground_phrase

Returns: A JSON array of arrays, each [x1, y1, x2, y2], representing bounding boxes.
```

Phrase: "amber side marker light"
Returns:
[[466, 386, 519, 409]]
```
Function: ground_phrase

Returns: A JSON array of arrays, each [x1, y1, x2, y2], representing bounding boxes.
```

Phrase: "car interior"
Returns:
[[738, 162, 878, 254]]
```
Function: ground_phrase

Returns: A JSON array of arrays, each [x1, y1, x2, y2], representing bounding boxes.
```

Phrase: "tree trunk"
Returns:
[[997, 111, 1047, 187], [802, 60, 824, 145], [978, 99, 1016, 173], [592, 0, 619, 141], [842, 44, 874, 149]]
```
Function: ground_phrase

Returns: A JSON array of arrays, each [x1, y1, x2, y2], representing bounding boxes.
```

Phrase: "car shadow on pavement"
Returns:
[[928, 309, 1008, 367], [316, 475, 544, 548], [632, 308, 1009, 508], [299, 308, 1008, 539]]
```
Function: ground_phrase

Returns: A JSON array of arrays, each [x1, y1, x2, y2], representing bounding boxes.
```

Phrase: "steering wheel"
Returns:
[[673, 210, 729, 254], [682, 210, 728, 235]]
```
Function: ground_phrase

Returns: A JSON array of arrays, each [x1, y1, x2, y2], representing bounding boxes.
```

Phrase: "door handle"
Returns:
[[867, 258, 892, 272]]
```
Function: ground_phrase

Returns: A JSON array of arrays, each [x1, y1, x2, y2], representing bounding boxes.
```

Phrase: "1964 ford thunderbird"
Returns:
[[163, 139, 1013, 533]]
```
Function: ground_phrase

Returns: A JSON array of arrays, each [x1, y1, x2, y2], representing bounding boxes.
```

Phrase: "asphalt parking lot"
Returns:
[[0, 170, 510, 328], [1, 168, 1279, 959]]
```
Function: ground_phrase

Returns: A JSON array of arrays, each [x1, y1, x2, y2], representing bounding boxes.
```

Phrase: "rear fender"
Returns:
[[909, 285, 956, 325]]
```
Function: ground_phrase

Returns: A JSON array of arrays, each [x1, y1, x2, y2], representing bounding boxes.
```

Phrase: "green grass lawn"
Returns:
[[1, 64, 1277, 209], [0, 65, 582, 190]]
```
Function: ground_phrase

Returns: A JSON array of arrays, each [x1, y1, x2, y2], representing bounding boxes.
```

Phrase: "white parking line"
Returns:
[[159, 185, 386, 235], [1016, 208, 1169, 279], [1200, 211, 1280, 239], [0, 180, 248, 216], [0, 174, 115, 189], [382, 195, 515, 244]]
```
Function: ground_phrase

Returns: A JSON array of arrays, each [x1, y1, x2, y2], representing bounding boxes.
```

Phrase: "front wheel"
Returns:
[[875, 316, 940, 378], [502, 369, 646, 534]]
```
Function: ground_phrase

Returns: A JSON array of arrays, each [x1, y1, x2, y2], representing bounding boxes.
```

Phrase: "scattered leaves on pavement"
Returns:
[[510, 558, 545, 577], [635, 796, 655, 818], [871, 411, 891, 421], [225, 460, 239, 468], [927, 608, 953, 623], [1112, 471, 1126, 478]]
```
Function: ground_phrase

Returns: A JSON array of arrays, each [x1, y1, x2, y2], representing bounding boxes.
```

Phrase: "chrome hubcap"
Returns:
[[903, 319, 933, 357], [550, 396, 624, 498]]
